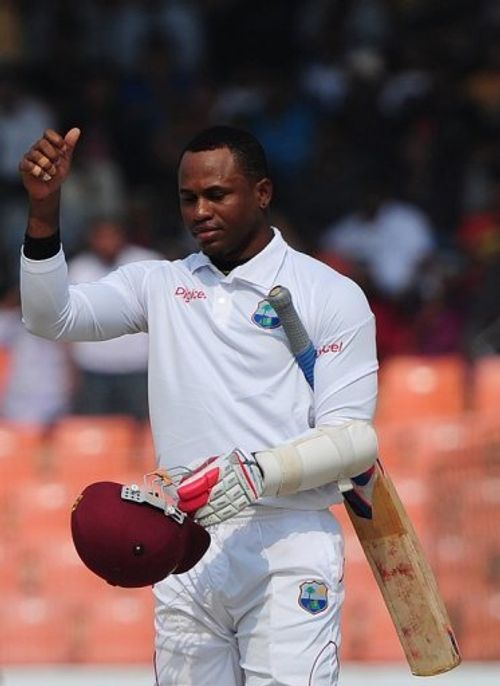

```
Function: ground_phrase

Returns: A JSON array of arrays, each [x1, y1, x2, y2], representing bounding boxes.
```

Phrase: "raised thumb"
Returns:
[[64, 127, 81, 153]]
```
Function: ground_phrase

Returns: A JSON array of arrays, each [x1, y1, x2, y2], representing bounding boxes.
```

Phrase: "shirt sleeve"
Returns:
[[20, 247, 148, 341], [310, 275, 379, 427]]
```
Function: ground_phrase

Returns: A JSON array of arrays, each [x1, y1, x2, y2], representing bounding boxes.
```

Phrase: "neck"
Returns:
[[210, 225, 274, 274], [210, 255, 250, 274]]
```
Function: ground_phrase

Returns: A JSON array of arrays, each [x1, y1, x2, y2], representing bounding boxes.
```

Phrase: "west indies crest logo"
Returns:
[[298, 580, 329, 614], [252, 299, 280, 329]]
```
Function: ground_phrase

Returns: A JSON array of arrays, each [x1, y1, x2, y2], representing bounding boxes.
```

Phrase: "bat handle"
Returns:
[[267, 285, 316, 388]]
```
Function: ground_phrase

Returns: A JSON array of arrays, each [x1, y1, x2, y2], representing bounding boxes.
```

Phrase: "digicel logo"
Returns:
[[317, 341, 343, 356], [175, 286, 207, 303]]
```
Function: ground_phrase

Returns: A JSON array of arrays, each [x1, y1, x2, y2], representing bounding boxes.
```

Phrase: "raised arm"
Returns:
[[18, 129, 146, 341], [19, 127, 81, 240]]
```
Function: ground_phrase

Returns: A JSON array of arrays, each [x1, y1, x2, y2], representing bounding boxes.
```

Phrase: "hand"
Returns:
[[176, 449, 264, 527], [19, 128, 81, 202], [342, 464, 377, 519]]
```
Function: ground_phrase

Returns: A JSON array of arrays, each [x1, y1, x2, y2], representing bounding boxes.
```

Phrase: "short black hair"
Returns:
[[180, 125, 269, 181]]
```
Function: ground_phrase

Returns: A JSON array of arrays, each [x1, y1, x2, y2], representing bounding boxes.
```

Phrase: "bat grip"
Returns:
[[267, 285, 312, 357], [267, 285, 316, 388]]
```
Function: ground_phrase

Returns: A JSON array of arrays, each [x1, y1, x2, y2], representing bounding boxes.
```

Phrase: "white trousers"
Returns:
[[153, 506, 345, 686]]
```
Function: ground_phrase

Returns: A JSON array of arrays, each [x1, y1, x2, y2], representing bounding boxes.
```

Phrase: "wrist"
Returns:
[[254, 451, 282, 497], [23, 229, 61, 260], [27, 194, 61, 238]]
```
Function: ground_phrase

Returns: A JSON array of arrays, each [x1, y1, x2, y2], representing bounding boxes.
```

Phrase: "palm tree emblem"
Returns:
[[299, 581, 328, 614]]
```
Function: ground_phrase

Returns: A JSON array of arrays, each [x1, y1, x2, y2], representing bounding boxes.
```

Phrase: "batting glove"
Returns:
[[176, 449, 264, 526], [342, 464, 377, 519]]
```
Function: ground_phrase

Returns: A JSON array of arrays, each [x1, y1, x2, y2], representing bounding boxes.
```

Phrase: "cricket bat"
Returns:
[[266, 285, 461, 677]]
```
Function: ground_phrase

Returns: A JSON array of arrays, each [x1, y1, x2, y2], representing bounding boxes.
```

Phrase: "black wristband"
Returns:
[[23, 231, 61, 260]]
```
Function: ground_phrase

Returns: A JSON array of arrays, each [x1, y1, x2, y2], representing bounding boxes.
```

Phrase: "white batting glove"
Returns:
[[176, 449, 264, 526]]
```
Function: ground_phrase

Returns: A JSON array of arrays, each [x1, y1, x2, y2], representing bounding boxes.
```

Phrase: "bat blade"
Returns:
[[266, 284, 461, 676], [345, 461, 461, 676]]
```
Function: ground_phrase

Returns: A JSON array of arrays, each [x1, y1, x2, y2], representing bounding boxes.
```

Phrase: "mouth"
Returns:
[[193, 226, 222, 243]]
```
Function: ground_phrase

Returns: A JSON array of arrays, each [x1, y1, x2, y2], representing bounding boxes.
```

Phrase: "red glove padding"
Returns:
[[177, 449, 264, 526]]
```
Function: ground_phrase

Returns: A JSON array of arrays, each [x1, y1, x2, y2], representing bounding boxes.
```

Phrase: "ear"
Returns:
[[255, 177, 273, 210]]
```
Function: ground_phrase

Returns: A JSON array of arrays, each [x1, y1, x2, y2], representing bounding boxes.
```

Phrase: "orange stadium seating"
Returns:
[[46, 415, 145, 487], [375, 354, 467, 423], [0, 421, 45, 484], [74, 587, 154, 663], [0, 346, 11, 401], [470, 355, 500, 421], [0, 423, 47, 549], [0, 591, 81, 663], [136, 420, 158, 472]]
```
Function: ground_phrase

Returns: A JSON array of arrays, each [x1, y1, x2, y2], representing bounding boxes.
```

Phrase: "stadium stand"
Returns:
[[1, 355, 500, 663], [375, 355, 468, 424]]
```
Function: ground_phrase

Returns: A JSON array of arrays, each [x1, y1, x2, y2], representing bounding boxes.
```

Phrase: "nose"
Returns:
[[193, 197, 212, 221]]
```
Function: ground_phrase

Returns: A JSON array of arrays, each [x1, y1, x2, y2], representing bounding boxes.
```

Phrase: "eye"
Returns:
[[207, 189, 228, 201]]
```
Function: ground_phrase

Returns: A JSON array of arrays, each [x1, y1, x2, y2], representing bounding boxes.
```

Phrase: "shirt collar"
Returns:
[[188, 227, 288, 291]]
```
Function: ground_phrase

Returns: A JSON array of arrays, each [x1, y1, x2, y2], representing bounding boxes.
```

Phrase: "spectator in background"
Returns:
[[114, 30, 195, 190], [321, 175, 436, 300], [79, 0, 205, 77], [0, 0, 23, 63], [0, 64, 56, 263], [0, 281, 72, 425], [320, 175, 438, 360], [458, 170, 500, 357], [2, 0, 500, 368], [59, 67, 127, 257], [68, 216, 162, 420], [246, 70, 320, 218], [250, 71, 319, 188]]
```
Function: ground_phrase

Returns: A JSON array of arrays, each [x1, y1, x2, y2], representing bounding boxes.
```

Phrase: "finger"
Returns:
[[177, 492, 209, 514], [19, 158, 53, 182], [178, 469, 219, 502], [23, 149, 56, 178], [43, 128, 66, 149], [32, 163, 52, 182], [30, 163, 51, 181], [23, 141, 61, 176], [31, 150, 57, 177], [37, 137, 59, 156]]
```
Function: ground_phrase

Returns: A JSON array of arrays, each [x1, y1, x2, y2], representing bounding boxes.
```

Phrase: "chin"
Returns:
[[200, 243, 218, 256], [199, 241, 226, 258]]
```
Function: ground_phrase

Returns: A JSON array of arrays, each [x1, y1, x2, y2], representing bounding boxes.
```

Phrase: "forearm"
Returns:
[[21, 250, 146, 342], [176, 419, 379, 527], [23, 193, 62, 262], [20, 248, 73, 340], [256, 420, 378, 497]]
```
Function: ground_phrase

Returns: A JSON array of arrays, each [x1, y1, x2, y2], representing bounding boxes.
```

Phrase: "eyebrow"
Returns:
[[179, 184, 232, 194]]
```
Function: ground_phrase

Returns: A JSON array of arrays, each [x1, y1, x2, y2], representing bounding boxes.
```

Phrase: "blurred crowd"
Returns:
[[2, 0, 500, 423]]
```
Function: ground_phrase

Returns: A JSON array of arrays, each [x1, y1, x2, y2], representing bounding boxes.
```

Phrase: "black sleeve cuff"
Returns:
[[23, 231, 61, 260]]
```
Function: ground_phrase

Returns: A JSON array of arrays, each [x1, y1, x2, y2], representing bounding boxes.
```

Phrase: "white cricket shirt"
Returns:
[[21, 229, 378, 510], [68, 244, 162, 373]]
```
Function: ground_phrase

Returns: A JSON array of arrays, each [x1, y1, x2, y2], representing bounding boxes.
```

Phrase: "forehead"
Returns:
[[178, 147, 247, 188]]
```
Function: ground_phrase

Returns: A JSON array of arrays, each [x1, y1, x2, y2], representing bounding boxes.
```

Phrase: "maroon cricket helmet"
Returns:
[[71, 480, 210, 588]]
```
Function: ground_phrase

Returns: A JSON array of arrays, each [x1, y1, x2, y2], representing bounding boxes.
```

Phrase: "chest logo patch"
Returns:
[[252, 299, 280, 329], [298, 580, 329, 614]]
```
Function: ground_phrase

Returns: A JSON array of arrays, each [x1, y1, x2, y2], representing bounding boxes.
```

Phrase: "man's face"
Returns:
[[178, 147, 273, 263], [89, 221, 126, 264]]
